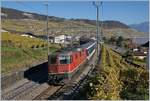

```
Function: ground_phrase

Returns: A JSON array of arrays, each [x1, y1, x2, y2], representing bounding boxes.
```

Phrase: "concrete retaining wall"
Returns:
[[1, 61, 47, 90]]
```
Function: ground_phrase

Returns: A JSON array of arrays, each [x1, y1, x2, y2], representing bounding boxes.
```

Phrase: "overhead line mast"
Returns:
[[45, 3, 49, 59], [93, 1, 102, 59]]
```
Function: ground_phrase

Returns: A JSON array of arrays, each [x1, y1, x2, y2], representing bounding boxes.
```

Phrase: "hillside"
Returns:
[[85, 45, 149, 100], [73, 19, 130, 29], [1, 7, 147, 38], [102, 28, 146, 38], [1, 7, 65, 21], [1, 7, 129, 29], [1, 32, 59, 74]]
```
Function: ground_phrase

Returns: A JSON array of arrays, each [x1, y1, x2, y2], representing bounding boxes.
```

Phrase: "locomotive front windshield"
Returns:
[[59, 55, 71, 64]]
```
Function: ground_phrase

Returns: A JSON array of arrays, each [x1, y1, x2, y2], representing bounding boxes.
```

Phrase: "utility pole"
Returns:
[[93, 1, 101, 59], [100, 2, 103, 39], [45, 3, 51, 66], [45, 3, 49, 58]]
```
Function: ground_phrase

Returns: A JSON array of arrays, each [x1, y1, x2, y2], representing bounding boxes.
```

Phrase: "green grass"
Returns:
[[1, 32, 59, 74], [1, 46, 57, 74], [132, 58, 146, 66]]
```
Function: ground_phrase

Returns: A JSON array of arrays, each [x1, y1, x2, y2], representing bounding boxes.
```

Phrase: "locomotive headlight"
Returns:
[[77, 48, 81, 51]]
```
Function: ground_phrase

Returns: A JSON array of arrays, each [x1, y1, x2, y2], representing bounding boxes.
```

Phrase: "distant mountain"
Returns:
[[130, 22, 149, 33], [74, 19, 130, 29], [1, 7, 66, 22], [1, 7, 146, 38], [141, 41, 149, 47], [2, 7, 130, 29]]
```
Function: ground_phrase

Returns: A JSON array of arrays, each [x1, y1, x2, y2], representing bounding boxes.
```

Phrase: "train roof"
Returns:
[[53, 40, 96, 55], [79, 41, 96, 49]]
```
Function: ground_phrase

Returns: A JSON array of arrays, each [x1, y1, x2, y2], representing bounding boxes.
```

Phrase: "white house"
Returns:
[[48, 34, 80, 45], [133, 51, 147, 60], [133, 48, 138, 52], [66, 35, 72, 40], [54, 35, 66, 44]]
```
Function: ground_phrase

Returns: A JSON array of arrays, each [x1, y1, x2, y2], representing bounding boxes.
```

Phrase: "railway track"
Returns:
[[108, 45, 145, 68], [47, 50, 98, 100], [2, 81, 35, 99], [33, 86, 63, 100], [2, 79, 48, 100]]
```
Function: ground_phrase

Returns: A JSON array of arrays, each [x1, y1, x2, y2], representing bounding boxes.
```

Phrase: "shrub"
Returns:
[[41, 44, 45, 47], [36, 45, 39, 48], [31, 45, 35, 49]]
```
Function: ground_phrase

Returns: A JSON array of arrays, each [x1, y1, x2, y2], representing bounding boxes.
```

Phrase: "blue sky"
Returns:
[[1, 1, 149, 25]]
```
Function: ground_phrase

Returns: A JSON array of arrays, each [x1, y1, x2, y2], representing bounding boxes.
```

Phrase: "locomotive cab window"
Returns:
[[49, 55, 57, 64], [59, 55, 71, 64]]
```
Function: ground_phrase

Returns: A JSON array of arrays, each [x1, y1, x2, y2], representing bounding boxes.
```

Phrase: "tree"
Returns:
[[116, 36, 124, 47], [102, 36, 108, 43], [36, 45, 39, 48], [120, 69, 149, 100], [109, 36, 117, 45]]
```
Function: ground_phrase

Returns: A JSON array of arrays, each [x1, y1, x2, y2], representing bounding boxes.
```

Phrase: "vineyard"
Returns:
[[1, 32, 61, 49], [86, 45, 149, 100], [1, 32, 59, 74], [2, 19, 95, 35]]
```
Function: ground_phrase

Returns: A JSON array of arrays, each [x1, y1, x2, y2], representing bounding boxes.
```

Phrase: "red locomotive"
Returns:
[[48, 40, 96, 85]]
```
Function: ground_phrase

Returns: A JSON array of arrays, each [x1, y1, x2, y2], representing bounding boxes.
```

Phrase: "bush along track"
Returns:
[[85, 44, 149, 100]]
